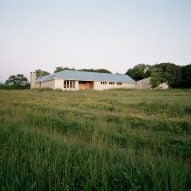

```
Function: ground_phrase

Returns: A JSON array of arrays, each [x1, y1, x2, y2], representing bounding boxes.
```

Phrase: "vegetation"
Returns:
[[54, 66, 112, 74], [35, 69, 50, 78], [126, 64, 152, 81], [180, 64, 191, 88], [79, 68, 112, 73], [2, 74, 30, 89], [126, 63, 191, 88], [0, 89, 191, 190], [150, 63, 181, 88], [54, 66, 76, 73]]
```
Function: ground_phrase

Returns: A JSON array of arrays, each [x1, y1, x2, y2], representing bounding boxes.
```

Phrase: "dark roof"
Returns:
[[36, 70, 136, 84]]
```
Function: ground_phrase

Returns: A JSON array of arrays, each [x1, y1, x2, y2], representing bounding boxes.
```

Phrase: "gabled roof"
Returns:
[[36, 70, 136, 84]]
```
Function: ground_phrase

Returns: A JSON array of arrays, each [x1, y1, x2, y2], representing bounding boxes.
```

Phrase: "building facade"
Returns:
[[30, 70, 137, 90]]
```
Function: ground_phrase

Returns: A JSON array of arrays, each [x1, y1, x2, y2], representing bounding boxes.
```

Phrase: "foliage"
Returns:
[[0, 82, 5, 89], [0, 89, 191, 190], [54, 66, 76, 73], [54, 67, 111, 74], [126, 64, 152, 81], [180, 64, 191, 88], [35, 69, 50, 78], [126, 63, 191, 88], [4, 74, 29, 89], [150, 63, 181, 88], [79, 68, 112, 73]]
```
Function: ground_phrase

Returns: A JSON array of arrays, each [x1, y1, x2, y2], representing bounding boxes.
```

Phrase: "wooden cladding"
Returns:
[[79, 81, 94, 90]]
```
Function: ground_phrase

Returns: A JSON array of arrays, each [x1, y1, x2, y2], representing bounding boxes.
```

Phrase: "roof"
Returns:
[[36, 70, 136, 84]]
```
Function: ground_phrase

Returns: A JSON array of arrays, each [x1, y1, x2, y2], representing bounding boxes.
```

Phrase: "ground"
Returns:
[[0, 89, 191, 191]]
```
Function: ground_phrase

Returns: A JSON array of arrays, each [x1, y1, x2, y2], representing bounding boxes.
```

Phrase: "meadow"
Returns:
[[0, 89, 191, 191]]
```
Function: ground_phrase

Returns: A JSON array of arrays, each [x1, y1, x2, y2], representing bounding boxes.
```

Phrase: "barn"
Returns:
[[30, 70, 136, 90]]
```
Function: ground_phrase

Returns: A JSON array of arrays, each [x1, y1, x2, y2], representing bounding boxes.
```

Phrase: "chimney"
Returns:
[[30, 72, 37, 89]]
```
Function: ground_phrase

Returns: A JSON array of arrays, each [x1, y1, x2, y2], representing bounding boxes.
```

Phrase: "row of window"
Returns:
[[64, 80, 75, 88], [63, 81, 122, 88], [100, 82, 122, 85]]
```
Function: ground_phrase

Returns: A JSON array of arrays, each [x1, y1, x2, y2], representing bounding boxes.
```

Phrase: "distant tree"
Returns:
[[54, 66, 75, 73], [126, 64, 152, 81], [94, 69, 112, 73], [5, 74, 29, 89], [180, 64, 191, 88], [35, 69, 50, 78], [150, 63, 181, 88], [150, 71, 162, 88], [54, 66, 64, 73], [79, 68, 112, 73], [0, 82, 5, 89]]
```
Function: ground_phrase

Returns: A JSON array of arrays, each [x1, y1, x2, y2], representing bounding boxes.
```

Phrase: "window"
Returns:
[[64, 81, 66, 88], [109, 82, 115, 85], [64, 80, 75, 89], [67, 81, 70, 88], [117, 82, 122, 85], [101, 82, 107, 85]]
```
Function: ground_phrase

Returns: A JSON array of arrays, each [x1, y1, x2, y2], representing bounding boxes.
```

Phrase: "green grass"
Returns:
[[0, 89, 191, 191]]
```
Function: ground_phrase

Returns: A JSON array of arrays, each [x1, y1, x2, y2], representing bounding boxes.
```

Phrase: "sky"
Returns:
[[0, 0, 191, 82]]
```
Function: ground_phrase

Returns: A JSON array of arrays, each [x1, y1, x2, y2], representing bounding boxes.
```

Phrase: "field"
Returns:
[[0, 89, 191, 191]]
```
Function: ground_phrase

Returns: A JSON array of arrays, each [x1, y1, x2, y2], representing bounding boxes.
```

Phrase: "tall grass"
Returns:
[[0, 89, 191, 190]]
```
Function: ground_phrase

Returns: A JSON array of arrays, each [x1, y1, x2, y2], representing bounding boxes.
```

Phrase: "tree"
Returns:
[[94, 69, 112, 73], [35, 69, 50, 78], [5, 74, 29, 89], [79, 68, 112, 73], [0, 82, 5, 89], [180, 64, 191, 88], [54, 66, 75, 73], [126, 64, 152, 81], [150, 63, 181, 88]]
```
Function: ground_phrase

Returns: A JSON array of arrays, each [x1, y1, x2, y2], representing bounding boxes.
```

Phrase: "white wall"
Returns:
[[136, 77, 151, 89], [55, 79, 79, 91], [55, 79, 64, 89], [94, 81, 136, 90], [40, 80, 55, 88], [36, 79, 136, 90]]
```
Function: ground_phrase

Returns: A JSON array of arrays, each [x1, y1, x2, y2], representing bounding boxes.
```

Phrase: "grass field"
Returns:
[[0, 89, 191, 191]]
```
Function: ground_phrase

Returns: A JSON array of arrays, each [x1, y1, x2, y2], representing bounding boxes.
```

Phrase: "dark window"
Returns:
[[64, 81, 66, 88]]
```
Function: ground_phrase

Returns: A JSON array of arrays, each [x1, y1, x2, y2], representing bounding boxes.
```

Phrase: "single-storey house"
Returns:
[[30, 70, 137, 90]]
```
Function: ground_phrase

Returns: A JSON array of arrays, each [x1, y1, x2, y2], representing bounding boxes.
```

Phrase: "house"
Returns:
[[137, 77, 169, 89], [30, 70, 137, 90]]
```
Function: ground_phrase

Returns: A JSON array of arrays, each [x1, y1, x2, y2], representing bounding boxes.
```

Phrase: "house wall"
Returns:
[[54, 79, 79, 90], [94, 81, 136, 90], [33, 78, 136, 91], [40, 80, 55, 89], [158, 82, 169, 89], [136, 77, 151, 89], [55, 79, 63, 89]]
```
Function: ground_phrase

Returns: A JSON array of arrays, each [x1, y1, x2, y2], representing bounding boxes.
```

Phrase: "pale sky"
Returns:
[[0, 0, 191, 82]]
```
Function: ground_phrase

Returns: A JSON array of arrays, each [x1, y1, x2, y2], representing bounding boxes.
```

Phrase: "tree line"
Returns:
[[126, 63, 191, 88], [0, 63, 190, 89]]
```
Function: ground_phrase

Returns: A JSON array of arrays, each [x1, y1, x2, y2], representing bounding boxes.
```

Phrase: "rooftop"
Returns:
[[36, 70, 136, 84]]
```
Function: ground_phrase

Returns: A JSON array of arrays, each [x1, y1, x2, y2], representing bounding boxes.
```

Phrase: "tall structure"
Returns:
[[30, 72, 37, 89]]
